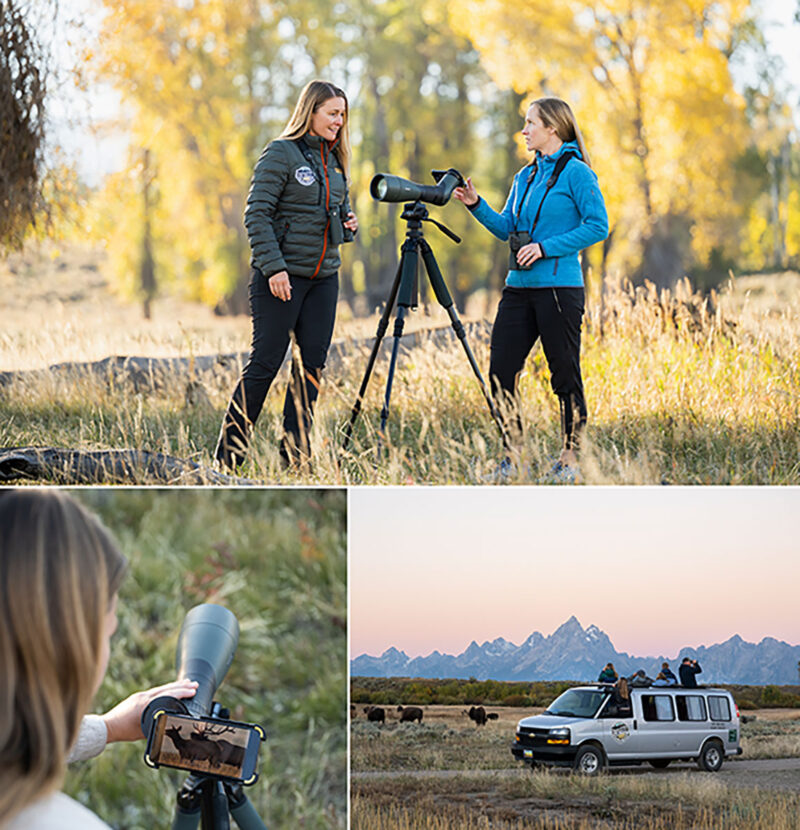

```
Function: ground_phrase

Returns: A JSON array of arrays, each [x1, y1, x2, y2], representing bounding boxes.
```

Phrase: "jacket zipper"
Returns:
[[312, 143, 331, 279]]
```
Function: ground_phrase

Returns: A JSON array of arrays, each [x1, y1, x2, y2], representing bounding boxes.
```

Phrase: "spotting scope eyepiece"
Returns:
[[175, 603, 239, 717], [370, 168, 465, 206]]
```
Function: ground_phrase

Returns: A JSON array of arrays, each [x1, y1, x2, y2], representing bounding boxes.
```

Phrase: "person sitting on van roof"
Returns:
[[652, 672, 672, 686], [627, 669, 654, 687], [660, 662, 678, 684], [679, 657, 702, 687], [597, 662, 618, 683]]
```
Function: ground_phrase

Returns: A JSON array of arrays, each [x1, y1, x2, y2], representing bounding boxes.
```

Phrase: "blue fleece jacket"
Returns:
[[469, 141, 608, 288]]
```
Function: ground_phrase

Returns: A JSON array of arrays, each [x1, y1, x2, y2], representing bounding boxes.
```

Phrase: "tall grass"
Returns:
[[3, 257, 800, 483], [351, 771, 800, 829], [62, 489, 346, 830]]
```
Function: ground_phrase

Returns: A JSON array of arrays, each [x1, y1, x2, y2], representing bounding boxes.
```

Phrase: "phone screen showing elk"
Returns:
[[148, 713, 259, 781]]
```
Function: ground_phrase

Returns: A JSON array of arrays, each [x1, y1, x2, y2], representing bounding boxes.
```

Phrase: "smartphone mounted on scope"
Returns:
[[145, 709, 265, 784]]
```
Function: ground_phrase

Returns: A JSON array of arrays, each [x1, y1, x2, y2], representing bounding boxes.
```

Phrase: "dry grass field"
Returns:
[[350, 705, 800, 829], [2, 244, 799, 484]]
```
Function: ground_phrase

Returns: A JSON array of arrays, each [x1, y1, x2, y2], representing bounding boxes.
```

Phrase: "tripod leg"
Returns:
[[227, 783, 268, 830], [419, 240, 511, 452], [172, 806, 202, 830], [201, 780, 231, 830], [172, 776, 203, 830], [379, 305, 409, 446], [342, 255, 404, 450], [378, 242, 418, 453]]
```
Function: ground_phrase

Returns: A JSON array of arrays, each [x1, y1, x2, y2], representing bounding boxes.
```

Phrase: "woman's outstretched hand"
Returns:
[[453, 176, 479, 207], [269, 270, 292, 302], [102, 679, 199, 743]]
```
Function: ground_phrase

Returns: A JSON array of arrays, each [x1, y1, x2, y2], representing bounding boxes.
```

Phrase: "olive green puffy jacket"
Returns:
[[244, 134, 352, 279]]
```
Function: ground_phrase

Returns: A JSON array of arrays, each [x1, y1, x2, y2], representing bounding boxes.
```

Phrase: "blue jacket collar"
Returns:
[[535, 139, 580, 163]]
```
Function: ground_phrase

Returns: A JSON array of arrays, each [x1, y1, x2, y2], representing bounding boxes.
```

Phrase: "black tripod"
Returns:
[[167, 702, 267, 830], [172, 774, 266, 830], [342, 201, 510, 453]]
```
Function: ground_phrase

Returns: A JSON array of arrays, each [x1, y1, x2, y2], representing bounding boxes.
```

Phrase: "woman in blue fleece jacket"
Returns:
[[455, 97, 608, 475]]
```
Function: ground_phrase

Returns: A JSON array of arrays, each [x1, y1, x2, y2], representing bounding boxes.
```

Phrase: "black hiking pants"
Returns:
[[489, 285, 587, 450], [215, 267, 338, 468]]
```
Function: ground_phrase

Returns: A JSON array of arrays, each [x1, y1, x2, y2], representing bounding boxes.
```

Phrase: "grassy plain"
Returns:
[[64, 489, 347, 830], [351, 774, 800, 830], [2, 245, 799, 484], [350, 705, 800, 771], [351, 705, 800, 829]]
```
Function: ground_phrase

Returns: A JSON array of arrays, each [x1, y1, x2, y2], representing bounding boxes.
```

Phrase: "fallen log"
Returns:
[[0, 321, 493, 392], [0, 447, 255, 485]]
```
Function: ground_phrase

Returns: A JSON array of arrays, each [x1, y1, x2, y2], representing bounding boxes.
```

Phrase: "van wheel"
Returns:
[[697, 741, 724, 772], [648, 759, 671, 768], [573, 745, 604, 776]]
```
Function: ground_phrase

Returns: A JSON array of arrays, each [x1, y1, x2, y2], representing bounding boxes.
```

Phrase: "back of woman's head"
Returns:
[[533, 97, 592, 168], [0, 490, 127, 823]]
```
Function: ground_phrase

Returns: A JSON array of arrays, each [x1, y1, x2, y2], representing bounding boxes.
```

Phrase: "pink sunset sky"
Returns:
[[350, 487, 799, 660]]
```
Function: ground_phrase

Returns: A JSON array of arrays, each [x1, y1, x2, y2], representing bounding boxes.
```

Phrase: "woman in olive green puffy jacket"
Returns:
[[215, 80, 358, 470]]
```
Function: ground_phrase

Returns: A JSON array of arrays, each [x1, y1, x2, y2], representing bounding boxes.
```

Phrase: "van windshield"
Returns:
[[544, 689, 609, 718]]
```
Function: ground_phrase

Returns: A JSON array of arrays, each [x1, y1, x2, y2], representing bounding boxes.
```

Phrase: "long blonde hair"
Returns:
[[532, 97, 592, 169], [278, 79, 352, 179], [0, 490, 127, 825]]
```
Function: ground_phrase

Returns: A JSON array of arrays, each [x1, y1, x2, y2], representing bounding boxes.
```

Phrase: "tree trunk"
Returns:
[[140, 148, 156, 319]]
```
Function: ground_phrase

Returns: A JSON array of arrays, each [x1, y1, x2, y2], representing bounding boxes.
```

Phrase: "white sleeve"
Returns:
[[67, 715, 108, 763]]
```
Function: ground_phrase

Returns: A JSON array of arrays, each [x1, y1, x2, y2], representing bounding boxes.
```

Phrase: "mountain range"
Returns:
[[351, 616, 800, 685]]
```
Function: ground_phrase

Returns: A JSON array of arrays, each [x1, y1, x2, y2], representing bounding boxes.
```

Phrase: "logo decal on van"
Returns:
[[295, 166, 316, 186], [611, 722, 630, 742]]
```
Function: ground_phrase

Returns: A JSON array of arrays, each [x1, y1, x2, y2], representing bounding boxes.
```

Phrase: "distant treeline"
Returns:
[[351, 676, 800, 710]]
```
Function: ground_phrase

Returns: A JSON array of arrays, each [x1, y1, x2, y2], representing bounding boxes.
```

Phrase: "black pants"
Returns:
[[489, 286, 587, 450], [215, 268, 338, 467]]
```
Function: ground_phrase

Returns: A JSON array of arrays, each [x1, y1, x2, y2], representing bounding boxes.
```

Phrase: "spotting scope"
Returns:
[[370, 168, 465, 206], [175, 603, 239, 717]]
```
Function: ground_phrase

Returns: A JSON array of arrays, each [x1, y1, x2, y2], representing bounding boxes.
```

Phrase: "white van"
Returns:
[[512, 684, 741, 775]]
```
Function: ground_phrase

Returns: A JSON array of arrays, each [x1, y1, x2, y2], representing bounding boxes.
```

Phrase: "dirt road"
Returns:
[[353, 757, 800, 791]]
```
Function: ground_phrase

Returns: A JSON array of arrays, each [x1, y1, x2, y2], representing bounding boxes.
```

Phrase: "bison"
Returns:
[[397, 705, 423, 723], [363, 705, 385, 724], [464, 705, 498, 726]]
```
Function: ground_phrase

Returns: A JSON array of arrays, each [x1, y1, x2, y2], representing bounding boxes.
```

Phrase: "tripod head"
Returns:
[[400, 201, 461, 245]]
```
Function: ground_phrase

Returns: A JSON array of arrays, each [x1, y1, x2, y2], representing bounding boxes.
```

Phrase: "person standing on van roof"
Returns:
[[627, 669, 654, 687], [597, 662, 618, 683], [679, 658, 703, 687], [660, 662, 678, 685]]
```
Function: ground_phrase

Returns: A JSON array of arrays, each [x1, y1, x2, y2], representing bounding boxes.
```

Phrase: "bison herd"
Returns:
[[351, 704, 498, 727]]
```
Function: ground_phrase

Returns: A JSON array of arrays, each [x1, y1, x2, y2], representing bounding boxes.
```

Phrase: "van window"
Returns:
[[641, 694, 675, 722], [708, 696, 731, 721], [676, 695, 707, 721]]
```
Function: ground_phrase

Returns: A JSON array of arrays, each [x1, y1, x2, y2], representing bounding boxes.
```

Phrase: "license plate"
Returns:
[[523, 750, 533, 758]]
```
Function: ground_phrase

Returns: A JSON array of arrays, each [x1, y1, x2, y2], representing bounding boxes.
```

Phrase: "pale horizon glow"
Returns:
[[350, 489, 800, 662]]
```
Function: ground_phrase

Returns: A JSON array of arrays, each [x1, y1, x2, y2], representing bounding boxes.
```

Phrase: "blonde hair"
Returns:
[[0, 490, 127, 825], [532, 97, 592, 169], [278, 79, 352, 179]]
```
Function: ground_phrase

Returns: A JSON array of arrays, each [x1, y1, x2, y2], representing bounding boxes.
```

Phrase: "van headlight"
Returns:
[[547, 727, 570, 745]]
